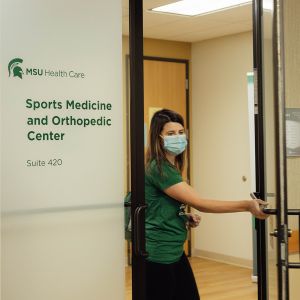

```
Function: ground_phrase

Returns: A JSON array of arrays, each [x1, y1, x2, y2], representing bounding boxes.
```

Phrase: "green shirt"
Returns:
[[145, 159, 187, 264]]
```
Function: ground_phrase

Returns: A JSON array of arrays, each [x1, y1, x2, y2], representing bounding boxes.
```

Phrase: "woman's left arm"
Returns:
[[164, 182, 268, 219]]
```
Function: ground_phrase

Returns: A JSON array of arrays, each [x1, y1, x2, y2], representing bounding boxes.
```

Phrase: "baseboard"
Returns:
[[192, 249, 253, 269]]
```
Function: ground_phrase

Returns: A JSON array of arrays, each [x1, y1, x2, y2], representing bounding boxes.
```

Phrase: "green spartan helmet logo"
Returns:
[[8, 58, 24, 79]]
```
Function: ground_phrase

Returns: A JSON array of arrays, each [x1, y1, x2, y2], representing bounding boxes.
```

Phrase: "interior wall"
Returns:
[[284, 0, 300, 298], [122, 36, 191, 59], [284, 0, 300, 210], [191, 32, 254, 264]]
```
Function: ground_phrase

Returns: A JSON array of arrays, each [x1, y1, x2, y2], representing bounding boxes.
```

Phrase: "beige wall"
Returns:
[[191, 32, 254, 264], [122, 36, 191, 59], [284, 0, 300, 298], [285, 0, 300, 211]]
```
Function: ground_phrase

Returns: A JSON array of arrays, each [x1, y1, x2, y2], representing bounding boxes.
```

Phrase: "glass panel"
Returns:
[[1, 1, 125, 299], [288, 217, 300, 299], [262, 1, 278, 299], [284, 0, 300, 299], [2, 208, 124, 300], [122, 1, 132, 299]]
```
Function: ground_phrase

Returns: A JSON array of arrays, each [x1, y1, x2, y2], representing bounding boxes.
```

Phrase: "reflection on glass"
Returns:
[[289, 216, 300, 299], [288, 215, 300, 260], [122, 1, 132, 299]]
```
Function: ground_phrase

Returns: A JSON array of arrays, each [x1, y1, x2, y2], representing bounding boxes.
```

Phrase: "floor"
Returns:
[[125, 257, 257, 300]]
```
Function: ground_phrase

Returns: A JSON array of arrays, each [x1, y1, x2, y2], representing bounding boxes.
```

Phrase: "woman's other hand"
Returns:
[[248, 199, 269, 220], [186, 213, 201, 228]]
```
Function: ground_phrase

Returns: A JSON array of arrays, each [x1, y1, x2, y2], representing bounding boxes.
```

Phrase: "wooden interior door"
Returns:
[[143, 57, 190, 253], [144, 58, 188, 180]]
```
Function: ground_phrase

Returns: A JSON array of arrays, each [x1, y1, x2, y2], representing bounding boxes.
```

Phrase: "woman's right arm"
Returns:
[[164, 181, 268, 219]]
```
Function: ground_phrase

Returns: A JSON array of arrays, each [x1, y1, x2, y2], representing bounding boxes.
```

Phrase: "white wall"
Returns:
[[191, 32, 254, 263]]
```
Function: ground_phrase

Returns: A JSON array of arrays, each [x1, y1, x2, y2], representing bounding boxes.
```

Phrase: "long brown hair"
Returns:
[[146, 109, 186, 174]]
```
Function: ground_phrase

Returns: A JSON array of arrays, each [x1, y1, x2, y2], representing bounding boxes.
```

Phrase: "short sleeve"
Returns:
[[147, 160, 182, 191]]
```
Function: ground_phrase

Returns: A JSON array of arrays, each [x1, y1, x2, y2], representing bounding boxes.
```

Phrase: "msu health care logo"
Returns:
[[7, 57, 86, 79], [8, 58, 24, 79]]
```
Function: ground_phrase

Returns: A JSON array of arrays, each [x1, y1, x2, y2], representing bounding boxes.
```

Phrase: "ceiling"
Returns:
[[122, 0, 253, 42]]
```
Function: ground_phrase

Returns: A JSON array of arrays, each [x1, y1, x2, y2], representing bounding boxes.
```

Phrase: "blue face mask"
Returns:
[[162, 134, 187, 156]]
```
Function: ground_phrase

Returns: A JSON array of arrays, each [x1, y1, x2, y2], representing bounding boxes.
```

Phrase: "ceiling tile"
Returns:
[[122, 0, 254, 43]]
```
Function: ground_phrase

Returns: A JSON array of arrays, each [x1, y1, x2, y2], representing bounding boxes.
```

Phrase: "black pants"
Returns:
[[145, 253, 200, 300]]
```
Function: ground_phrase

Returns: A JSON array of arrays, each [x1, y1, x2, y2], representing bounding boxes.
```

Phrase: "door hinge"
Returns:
[[186, 78, 189, 90], [275, 225, 290, 266], [253, 69, 259, 115]]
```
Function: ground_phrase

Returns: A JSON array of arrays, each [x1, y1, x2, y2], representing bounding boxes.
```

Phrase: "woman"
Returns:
[[145, 109, 268, 300]]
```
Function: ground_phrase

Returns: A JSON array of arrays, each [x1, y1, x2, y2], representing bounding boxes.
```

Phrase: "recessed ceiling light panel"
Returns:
[[151, 0, 252, 17]]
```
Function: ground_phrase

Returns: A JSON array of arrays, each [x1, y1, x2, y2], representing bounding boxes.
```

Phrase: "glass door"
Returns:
[[254, 0, 300, 299], [1, 1, 127, 300]]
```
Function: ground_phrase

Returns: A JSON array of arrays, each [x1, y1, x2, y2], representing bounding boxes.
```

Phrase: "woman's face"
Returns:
[[161, 121, 185, 137]]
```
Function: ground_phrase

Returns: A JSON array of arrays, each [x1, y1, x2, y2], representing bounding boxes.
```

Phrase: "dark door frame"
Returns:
[[252, 1, 268, 299], [129, 1, 147, 300]]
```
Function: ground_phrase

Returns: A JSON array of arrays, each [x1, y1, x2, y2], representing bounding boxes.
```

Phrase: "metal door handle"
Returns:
[[263, 208, 277, 215], [270, 229, 292, 238], [270, 229, 278, 237], [133, 204, 148, 257]]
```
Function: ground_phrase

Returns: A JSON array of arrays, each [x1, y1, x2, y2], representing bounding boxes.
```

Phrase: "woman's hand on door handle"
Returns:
[[248, 199, 269, 219]]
